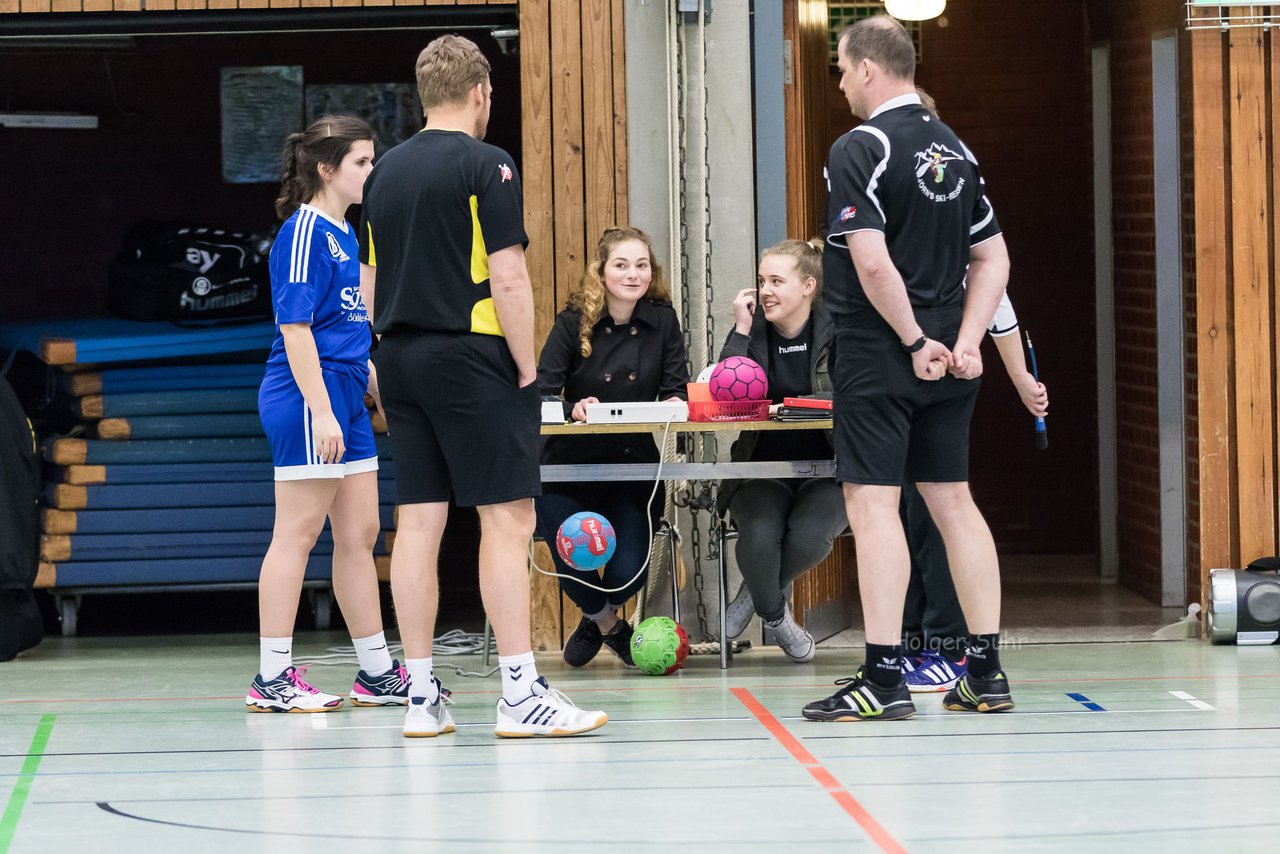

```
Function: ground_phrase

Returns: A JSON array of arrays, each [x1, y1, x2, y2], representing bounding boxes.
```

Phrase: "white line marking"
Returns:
[[316, 708, 1217, 732], [311, 715, 330, 729], [1170, 690, 1216, 711]]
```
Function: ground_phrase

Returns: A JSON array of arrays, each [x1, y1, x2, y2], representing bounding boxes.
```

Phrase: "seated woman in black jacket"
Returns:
[[536, 227, 690, 667], [718, 239, 847, 662]]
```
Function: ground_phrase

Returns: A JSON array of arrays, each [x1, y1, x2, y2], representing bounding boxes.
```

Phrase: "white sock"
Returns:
[[259, 637, 293, 681], [406, 658, 439, 702], [498, 651, 539, 704], [352, 631, 393, 676]]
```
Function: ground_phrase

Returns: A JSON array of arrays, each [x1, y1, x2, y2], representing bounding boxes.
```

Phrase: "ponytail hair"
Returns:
[[275, 114, 377, 221], [761, 238, 825, 298]]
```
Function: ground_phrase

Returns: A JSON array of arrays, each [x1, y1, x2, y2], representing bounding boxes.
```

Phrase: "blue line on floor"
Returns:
[[1067, 693, 1106, 712]]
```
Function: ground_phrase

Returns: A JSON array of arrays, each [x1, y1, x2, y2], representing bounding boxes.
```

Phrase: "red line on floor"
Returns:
[[731, 687, 908, 854]]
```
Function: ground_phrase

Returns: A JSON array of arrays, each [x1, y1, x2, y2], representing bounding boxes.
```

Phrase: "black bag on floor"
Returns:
[[107, 221, 273, 324], [0, 374, 41, 660]]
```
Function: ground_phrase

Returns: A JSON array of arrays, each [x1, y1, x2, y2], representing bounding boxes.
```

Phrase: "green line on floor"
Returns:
[[0, 715, 56, 854]]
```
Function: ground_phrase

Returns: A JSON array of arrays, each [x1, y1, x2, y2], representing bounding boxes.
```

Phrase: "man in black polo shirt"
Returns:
[[359, 35, 607, 739], [802, 16, 1015, 722]]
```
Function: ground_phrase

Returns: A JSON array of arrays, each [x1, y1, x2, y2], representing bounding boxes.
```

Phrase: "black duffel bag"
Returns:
[[0, 373, 41, 661], [107, 221, 273, 324]]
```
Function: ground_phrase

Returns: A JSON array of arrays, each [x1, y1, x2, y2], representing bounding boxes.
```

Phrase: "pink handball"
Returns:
[[708, 356, 768, 402]]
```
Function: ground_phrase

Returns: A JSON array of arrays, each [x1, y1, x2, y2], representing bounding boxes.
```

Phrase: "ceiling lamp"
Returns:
[[885, 0, 947, 21]]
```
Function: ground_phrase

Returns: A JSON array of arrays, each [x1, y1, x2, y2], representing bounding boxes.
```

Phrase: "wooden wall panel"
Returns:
[[782, 0, 830, 241], [1227, 28, 1274, 561], [581, 0, 617, 242], [1192, 27, 1237, 584], [528, 542, 561, 651], [1272, 26, 1280, 564], [550, 0, 586, 308], [521, 0, 557, 349], [611, 0, 629, 224]]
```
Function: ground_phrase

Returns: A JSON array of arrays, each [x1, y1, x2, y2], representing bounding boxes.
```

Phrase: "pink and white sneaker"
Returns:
[[246, 665, 344, 713], [350, 659, 411, 707]]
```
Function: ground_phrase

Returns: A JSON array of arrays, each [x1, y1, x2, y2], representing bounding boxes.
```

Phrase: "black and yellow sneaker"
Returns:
[[942, 671, 1015, 713], [802, 671, 917, 722]]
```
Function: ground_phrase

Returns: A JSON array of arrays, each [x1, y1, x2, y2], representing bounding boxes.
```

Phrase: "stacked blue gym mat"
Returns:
[[0, 319, 395, 615]]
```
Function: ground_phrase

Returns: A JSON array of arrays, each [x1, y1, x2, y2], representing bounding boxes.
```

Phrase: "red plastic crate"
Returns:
[[687, 399, 770, 422]]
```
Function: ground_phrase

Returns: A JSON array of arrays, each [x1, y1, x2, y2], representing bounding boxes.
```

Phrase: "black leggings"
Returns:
[[534, 481, 661, 616]]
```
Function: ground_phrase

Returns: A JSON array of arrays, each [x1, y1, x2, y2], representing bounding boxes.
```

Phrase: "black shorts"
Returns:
[[831, 307, 979, 486], [374, 332, 542, 507]]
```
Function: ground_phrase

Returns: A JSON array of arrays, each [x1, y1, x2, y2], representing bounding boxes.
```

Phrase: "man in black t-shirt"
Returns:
[[802, 16, 1015, 723], [358, 35, 607, 740]]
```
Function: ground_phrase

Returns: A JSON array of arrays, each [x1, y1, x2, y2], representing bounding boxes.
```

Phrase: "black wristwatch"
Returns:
[[902, 335, 929, 354]]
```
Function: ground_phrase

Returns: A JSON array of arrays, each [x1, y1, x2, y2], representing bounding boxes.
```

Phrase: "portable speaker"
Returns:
[[1208, 559, 1280, 645]]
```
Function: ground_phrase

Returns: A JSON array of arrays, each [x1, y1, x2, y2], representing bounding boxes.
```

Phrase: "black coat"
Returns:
[[538, 298, 690, 465]]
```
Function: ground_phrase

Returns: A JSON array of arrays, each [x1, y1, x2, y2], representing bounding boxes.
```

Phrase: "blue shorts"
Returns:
[[258, 366, 379, 481]]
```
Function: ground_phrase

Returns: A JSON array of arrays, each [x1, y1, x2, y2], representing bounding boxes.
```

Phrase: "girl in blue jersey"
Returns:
[[246, 115, 410, 713]]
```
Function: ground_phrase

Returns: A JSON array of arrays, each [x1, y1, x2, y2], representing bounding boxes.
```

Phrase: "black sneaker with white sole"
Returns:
[[600, 620, 635, 667], [563, 616, 604, 667], [942, 671, 1015, 713], [802, 671, 917, 722]]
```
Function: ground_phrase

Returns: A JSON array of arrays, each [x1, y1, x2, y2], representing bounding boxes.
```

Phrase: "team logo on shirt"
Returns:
[[838, 205, 857, 223], [326, 232, 350, 262], [914, 143, 966, 202], [498, 163, 513, 183], [339, 286, 369, 323]]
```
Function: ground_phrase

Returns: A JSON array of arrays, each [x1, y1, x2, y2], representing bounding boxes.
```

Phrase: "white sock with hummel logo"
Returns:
[[498, 651, 539, 704], [406, 658, 438, 702]]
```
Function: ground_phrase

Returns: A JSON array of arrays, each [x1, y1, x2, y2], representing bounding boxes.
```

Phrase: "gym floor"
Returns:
[[4, 631, 1280, 853]]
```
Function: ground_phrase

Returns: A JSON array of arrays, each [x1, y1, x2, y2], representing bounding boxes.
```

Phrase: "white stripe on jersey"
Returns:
[[852, 125, 891, 224], [971, 204, 995, 236], [289, 210, 303, 282], [290, 209, 316, 283], [300, 210, 316, 284]]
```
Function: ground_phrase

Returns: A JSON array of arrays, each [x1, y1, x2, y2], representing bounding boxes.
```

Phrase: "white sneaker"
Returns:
[[766, 603, 816, 663], [403, 681, 455, 738], [494, 677, 608, 738], [245, 665, 344, 713], [724, 581, 756, 639]]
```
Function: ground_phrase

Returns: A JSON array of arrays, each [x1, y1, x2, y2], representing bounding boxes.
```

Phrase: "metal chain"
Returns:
[[689, 3, 717, 641], [674, 1, 692, 382]]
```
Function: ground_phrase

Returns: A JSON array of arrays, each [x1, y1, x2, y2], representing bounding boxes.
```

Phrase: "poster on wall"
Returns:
[[305, 84, 422, 158], [220, 66, 304, 184]]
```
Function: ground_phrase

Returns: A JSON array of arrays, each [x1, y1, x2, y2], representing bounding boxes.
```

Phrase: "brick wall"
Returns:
[[1085, 0, 1191, 603], [824, 1, 1096, 555]]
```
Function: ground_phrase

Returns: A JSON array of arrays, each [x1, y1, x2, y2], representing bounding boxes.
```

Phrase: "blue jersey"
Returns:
[[265, 204, 370, 379]]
